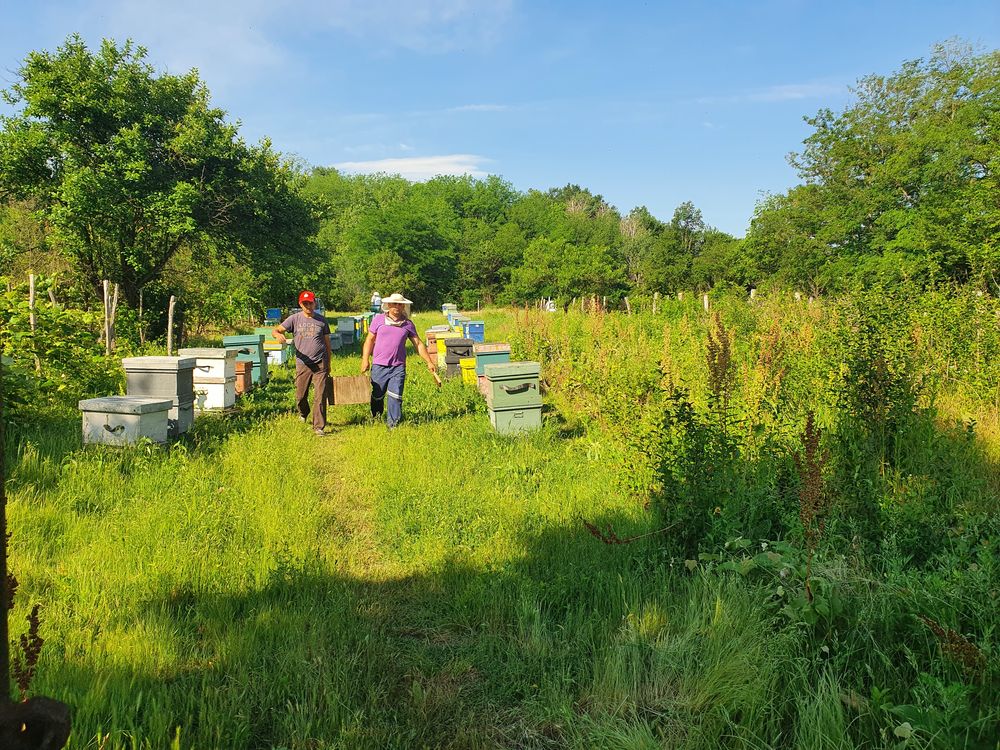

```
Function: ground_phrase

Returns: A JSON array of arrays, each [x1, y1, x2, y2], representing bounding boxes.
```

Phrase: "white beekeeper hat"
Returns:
[[381, 293, 413, 311]]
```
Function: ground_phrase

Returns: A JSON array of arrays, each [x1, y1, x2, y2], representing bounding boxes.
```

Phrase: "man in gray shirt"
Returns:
[[273, 290, 332, 435]]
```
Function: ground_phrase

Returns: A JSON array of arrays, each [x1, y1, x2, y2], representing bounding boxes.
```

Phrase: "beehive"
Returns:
[[222, 334, 268, 386], [179, 348, 238, 410], [462, 320, 485, 343], [121, 356, 197, 437], [444, 337, 474, 364], [484, 361, 542, 433], [483, 362, 541, 410], [460, 357, 477, 386], [474, 343, 511, 376], [79, 396, 172, 445]]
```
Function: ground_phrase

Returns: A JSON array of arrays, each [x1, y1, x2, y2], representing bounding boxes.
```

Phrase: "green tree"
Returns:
[[778, 41, 1000, 288], [0, 36, 316, 308]]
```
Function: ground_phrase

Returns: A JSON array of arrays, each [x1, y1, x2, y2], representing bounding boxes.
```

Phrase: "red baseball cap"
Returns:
[[298, 290, 316, 305]]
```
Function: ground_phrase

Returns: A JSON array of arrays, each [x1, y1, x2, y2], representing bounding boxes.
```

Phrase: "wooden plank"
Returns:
[[332, 375, 370, 405]]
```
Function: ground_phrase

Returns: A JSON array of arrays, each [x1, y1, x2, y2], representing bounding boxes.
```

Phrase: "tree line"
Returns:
[[1, 37, 997, 328]]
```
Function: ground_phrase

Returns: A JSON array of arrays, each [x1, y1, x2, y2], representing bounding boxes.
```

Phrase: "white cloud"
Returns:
[[747, 83, 846, 102], [68, 0, 514, 91], [313, 0, 514, 53], [93, 0, 287, 88], [333, 154, 490, 179], [697, 81, 845, 105]]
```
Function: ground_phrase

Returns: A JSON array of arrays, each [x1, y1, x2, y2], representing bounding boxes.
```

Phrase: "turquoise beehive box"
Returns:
[[474, 343, 511, 376], [222, 334, 268, 385]]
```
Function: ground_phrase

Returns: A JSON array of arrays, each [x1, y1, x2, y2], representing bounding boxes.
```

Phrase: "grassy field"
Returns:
[[5, 299, 1000, 748]]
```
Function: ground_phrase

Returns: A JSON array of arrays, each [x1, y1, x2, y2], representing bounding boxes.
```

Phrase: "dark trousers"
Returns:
[[295, 358, 329, 431], [370, 364, 406, 427]]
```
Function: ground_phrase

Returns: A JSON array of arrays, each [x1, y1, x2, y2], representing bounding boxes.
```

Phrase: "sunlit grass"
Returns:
[[4, 302, 999, 748]]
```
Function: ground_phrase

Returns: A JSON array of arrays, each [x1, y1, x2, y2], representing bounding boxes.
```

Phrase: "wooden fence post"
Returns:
[[703, 293, 710, 312], [109, 283, 119, 352], [29, 273, 40, 374], [624, 296, 631, 315], [102, 280, 111, 356], [166, 295, 176, 356], [138, 289, 145, 346], [652, 292, 659, 314]]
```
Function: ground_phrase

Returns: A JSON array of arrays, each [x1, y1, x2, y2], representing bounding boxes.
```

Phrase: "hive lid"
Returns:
[[474, 343, 511, 354], [79, 396, 173, 414], [178, 348, 237, 359], [444, 338, 475, 348], [464, 320, 485, 326], [484, 361, 541, 378], [426, 325, 451, 332], [222, 334, 264, 345], [121, 356, 196, 370]]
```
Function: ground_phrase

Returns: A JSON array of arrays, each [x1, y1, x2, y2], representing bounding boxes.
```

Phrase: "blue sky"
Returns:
[[1, 1, 997, 236]]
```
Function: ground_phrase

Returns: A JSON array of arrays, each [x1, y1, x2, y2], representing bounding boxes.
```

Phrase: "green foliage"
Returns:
[[744, 42, 1000, 292], [0, 276, 122, 417], [0, 35, 317, 311]]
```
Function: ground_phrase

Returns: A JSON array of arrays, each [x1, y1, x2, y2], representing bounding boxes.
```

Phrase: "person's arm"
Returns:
[[274, 314, 295, 344], [360, 331, 376, 373], [411, 335, 436, 372], [410, 333, 441, 386]]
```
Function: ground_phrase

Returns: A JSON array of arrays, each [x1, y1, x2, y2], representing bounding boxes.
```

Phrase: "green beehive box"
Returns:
[[489, 405, 542, 435], [484, 361, 541, 410]]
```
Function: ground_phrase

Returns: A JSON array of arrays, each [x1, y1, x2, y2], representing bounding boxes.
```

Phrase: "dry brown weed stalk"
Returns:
[[794, 412, 830, 602]]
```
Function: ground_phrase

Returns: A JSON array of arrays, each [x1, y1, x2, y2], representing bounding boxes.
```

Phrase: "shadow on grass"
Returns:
[[45, 509, 667, 750]]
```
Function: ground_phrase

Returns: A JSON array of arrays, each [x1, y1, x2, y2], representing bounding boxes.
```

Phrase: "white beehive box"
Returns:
[[192, 377, 237, 411], [79, 396, 172, 445], [178, 348, 237, 379]]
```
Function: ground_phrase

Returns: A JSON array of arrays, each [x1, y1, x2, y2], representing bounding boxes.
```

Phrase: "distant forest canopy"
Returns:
[[1, 37, 997, 319]]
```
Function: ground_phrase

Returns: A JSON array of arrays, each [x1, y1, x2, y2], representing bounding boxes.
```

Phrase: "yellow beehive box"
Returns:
[[460, 357, 477, 386], [435, 331, 460, 367]]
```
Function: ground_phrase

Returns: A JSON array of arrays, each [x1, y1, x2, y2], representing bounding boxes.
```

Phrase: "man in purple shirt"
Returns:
[[273, 290, 332, 435], [360, 293, 439, 427]]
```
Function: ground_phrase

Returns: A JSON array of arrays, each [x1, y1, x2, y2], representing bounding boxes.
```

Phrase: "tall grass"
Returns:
[[2, 292, 998, 748]]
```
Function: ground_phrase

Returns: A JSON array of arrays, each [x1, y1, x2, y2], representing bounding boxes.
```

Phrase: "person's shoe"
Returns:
[[314, 428, 325, 437], [299, 415, 307, 423]]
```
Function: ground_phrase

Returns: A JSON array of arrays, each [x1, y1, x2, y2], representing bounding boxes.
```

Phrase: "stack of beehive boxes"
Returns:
[[121, 356, 197, 438], [179, 348, 238, 411], [484, 362, 542, 435]]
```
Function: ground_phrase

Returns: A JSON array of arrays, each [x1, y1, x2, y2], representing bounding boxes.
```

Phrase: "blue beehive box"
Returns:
[[265, 307, 282, 323], [463, 321, 485, 343]]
